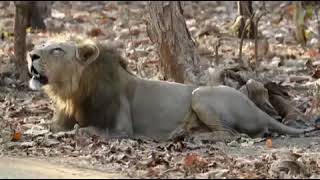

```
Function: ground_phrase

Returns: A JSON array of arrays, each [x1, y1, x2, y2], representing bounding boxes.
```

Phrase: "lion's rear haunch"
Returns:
[[28, 39, 315, 140]]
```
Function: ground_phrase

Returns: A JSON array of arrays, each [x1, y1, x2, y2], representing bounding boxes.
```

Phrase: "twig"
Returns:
[[214, 38, 222, 66], [315, 6, 320, 45], [254, 11, 267, 70], [238, 12, 255, 68], [261, 1, 267, 12]]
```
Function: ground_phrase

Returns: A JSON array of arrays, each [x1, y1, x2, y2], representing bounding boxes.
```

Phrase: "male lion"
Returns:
[[27, 39, 316, 141]]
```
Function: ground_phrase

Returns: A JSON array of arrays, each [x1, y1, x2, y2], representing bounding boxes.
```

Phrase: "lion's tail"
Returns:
[[267, 116, 315, 135]]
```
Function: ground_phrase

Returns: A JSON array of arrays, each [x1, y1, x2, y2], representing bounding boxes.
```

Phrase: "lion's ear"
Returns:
[[76, 43, 100, 65]]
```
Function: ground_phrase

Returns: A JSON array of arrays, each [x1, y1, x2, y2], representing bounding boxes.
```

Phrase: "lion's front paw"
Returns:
[[168, 126, 188, 141], [108, 131, 131, 139], [76, 126, 108, 138]]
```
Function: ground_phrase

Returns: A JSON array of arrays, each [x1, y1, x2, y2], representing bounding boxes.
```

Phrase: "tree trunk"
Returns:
[[293, 1, 306, 46], [146, 1, 201, 85], [14, 2, 32, 81], [237, 1, 255, 39], [13, 1, 52, 82], [29, 1, 53, 31]]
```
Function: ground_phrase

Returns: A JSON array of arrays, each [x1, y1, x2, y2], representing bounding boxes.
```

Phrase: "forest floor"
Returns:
[[1, 1, 320, 178]]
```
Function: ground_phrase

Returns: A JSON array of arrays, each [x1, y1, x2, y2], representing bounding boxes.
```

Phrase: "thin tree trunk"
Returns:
[[237, 1, 255, 39], [14, 2, 32, 81], [29, 1, 53, 31], [294, 1, 306, 46], [13, 1, 51, 82], [146, 1, 201, 85]]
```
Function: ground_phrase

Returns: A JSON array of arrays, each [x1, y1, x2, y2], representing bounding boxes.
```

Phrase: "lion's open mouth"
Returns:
[[30, 65, 48, 85]]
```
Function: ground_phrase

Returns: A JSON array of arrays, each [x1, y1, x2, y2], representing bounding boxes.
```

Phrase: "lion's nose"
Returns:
[[29, 53, 41, 61]]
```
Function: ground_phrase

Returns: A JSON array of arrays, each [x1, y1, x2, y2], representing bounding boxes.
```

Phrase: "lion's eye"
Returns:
[[51, 48, 65, 56]]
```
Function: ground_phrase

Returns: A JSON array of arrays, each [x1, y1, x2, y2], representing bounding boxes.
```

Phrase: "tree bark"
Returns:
[[237, 1, 255, 39], [14, 2, 32, 81], [29, 1, 53, 31], [13, 1, 52, 81], [146, 1, 201, 85], [293, 1, 306, 46]]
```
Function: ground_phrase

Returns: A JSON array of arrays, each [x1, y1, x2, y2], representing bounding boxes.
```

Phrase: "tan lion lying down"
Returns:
[[27, 39, 316, 141]]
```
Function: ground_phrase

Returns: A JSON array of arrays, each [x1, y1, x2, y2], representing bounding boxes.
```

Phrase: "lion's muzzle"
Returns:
[[27, 52, 48, 90]]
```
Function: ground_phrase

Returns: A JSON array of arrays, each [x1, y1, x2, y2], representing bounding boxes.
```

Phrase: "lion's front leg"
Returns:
[[49, 109, 77, 133], [110, 96, 134, 138], [168, 125, 188, 141], [75, 127, 128, 140]]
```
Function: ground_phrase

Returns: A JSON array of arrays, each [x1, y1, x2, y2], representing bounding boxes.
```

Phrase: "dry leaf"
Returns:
[[305, 59, 313, 70], [308, 48, 319, 58], [146, 168, 160, 178], [104, 2, 118, 11], [266, 138, 273, 148], [184, 153, 200, 167], [311, 68, 320, 79], [269, 159, 308, 177], [87, 28, 105, 37], [312, 60, 320, 67], [129, 28, 140, 36], [24, 128, 49, 137], [183, 153, 208, 168], [21, 141, 36, 148], [11, 131, 22, 142], [51, 9, 65, 19]]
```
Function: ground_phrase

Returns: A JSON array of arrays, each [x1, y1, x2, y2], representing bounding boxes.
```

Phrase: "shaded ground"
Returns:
[[0, 156, 126, 179], [1, 1, 320, 178]]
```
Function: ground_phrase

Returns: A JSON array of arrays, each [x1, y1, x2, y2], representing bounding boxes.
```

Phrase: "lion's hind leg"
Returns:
[[191, 88, 239, 142]]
